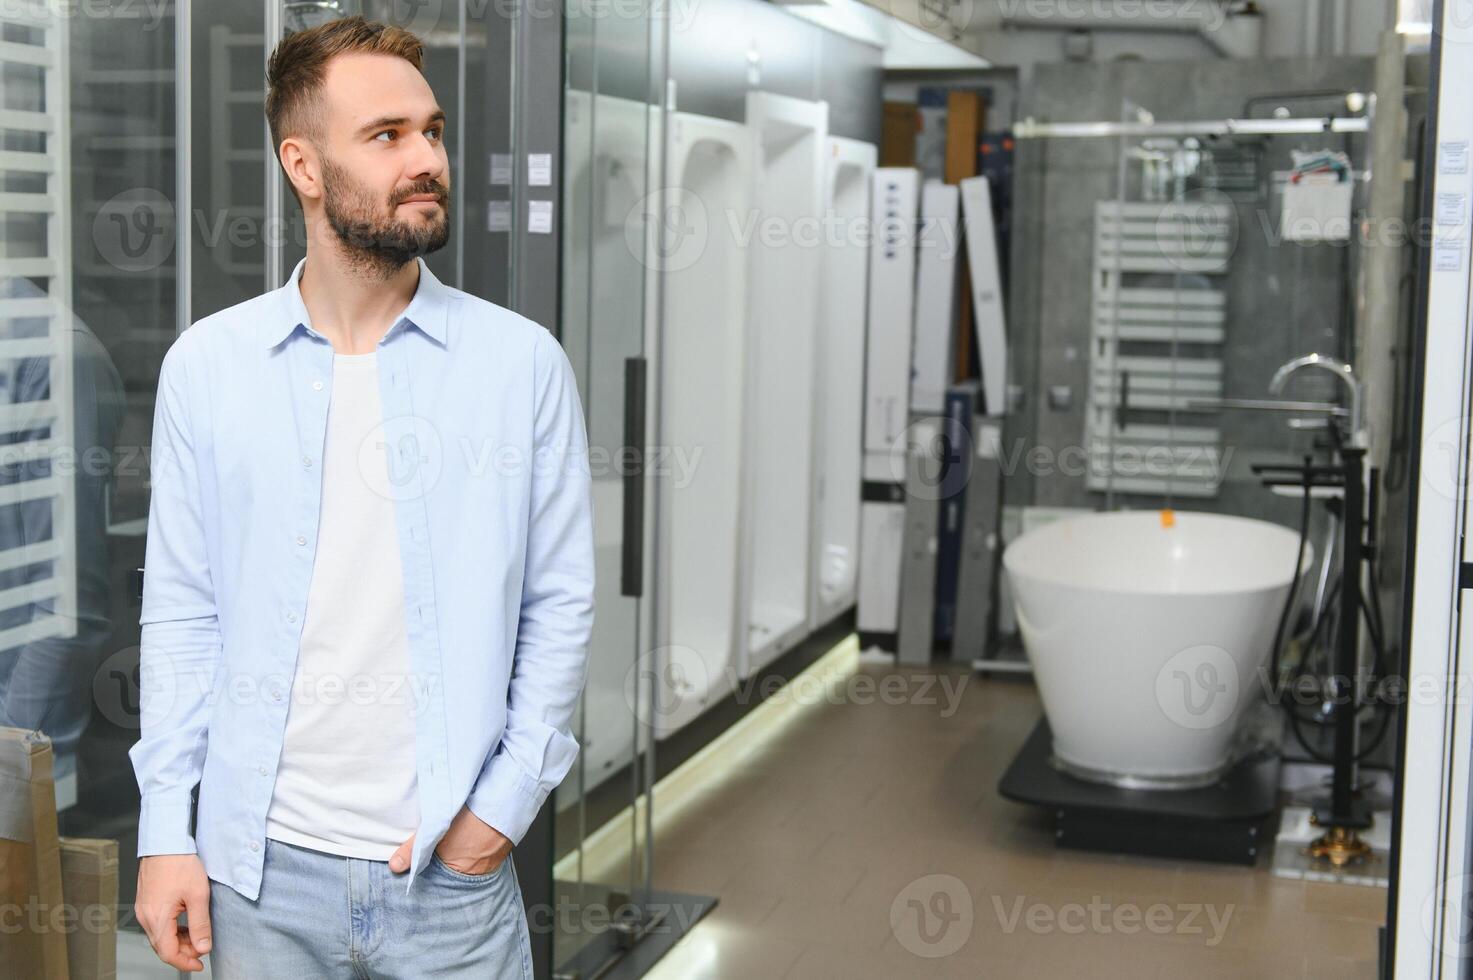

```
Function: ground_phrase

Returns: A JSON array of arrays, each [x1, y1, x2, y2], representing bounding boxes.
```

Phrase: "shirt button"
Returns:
[[302, 455, 313, 467], [271, 688, 283, 701], [249, 841, 260, 852], [257, 765, 268, 776], [312, 381, 323, 390], [286, 611, 296, 623], [296, 535, 307, 546]]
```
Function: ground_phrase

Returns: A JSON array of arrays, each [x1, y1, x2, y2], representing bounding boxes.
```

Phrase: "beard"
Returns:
[[320, 153, 450, 279]]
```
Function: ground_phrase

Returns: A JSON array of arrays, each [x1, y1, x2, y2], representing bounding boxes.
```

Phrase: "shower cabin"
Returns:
[[997, 53, 1414, 888], [560, 0, 881, 975]]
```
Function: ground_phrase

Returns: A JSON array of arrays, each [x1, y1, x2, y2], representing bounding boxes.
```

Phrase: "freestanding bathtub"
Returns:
[[1004, 510, 1308, 789]]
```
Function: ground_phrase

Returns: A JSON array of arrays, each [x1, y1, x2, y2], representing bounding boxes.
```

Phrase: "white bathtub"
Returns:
[[1004, 510, 1307, 788]]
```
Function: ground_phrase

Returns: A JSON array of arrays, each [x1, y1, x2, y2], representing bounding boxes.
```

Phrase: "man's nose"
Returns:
[[406, 135, 445, 186]]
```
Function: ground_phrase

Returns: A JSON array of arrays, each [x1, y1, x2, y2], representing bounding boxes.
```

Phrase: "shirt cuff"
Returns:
[[464, 753, 549, 847], [136, 793, 197, 857]]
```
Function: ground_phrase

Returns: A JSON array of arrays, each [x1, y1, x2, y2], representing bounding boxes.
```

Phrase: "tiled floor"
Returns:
[[641, 656, 1385, 980]]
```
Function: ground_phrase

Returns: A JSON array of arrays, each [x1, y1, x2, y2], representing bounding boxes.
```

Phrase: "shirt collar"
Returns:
[[265, 254, 451, 350]]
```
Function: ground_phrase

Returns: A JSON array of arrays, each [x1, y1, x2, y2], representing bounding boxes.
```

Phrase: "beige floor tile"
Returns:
[[722, 852, 867, 907], [653, 844, 743, 894], [1173, 864, 1305, 909], [1298, 911, 1383, 963], [1146, 942, 1297, 980], [698, 882, 784, 926], [1303, 954, 1379, 980], [646, 922, 807, 980], [1302, 880, 1391, 923], [759, 893, 895, 955]]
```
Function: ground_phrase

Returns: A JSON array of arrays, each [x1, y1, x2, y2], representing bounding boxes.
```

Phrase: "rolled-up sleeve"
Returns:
[[128, 338, 222, 857], [465, 327, 594, 845]]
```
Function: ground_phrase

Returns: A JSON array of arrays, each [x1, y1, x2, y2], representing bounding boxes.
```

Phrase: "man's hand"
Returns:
[[390, 805, 511, 876], [135, 854, 211, 972]]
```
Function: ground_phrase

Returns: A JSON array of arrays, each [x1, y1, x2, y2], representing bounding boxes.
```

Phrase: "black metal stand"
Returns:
[[1255, 443, 1378, 867], [999, 720, 1280, 866], [1308, 446, 1375, 865]]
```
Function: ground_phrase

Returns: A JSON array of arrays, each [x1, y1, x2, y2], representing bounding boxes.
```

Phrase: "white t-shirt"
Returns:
[[264, 350, 420, 859]]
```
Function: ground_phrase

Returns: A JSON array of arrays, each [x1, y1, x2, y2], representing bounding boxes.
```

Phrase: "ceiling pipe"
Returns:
[[996, 2, 1263, 58]]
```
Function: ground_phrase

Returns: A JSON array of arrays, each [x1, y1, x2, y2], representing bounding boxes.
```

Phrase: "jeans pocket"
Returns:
[[430, 851, 508, 885]]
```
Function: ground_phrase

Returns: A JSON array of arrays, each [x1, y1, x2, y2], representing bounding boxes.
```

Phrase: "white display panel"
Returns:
[[862, 167, 920, 482], [856, 501, 905, 636], [558, 91, 656, 792], [739, 92, 829, 677], [650, 111, 752, 736], [959, 175, 1008, 416], [910, 180, 961, 415], [809, 137, 877, 631]]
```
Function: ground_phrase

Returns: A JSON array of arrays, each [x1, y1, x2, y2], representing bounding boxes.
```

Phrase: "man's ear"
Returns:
[[279, 137, 321, 204]]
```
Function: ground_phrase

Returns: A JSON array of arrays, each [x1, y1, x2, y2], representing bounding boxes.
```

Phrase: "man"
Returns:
[[130, 16, 594, 978]]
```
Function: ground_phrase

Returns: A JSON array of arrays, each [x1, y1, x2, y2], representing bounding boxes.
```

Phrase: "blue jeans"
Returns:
[[208, 837, 533, 979]]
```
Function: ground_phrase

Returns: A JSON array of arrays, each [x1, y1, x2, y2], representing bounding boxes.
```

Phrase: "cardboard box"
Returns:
[[59, 838, 119, 980], [945, 90, 985, 186], [0, 727, 69, 980], [881, 102, 917, 167]]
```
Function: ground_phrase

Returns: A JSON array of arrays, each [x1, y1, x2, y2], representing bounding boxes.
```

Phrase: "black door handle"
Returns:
[[621, 357, 647, 598]]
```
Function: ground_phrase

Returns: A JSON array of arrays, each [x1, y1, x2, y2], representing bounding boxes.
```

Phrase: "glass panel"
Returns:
[[194, 4, 266, 319], [1012, 96, 1369, 521], [0, 0, 179, 923], [555, 0, 659, 970], [1103, 95, 1368, 523]]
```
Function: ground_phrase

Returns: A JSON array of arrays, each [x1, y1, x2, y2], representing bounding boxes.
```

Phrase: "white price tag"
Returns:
[[528, 153, 552, 187], [528, 199, 553, 234], [1438, 192, 1467, 227], [1441, 141, 1469, 175], [489, 153, 513, 185], [487, 200, 511, 232]]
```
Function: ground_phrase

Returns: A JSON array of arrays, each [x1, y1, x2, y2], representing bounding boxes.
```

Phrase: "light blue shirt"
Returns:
[[130, 256, 594, 899]]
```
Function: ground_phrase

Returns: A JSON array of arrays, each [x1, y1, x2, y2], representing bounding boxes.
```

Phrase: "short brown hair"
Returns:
[[265, 16, 424, 183]]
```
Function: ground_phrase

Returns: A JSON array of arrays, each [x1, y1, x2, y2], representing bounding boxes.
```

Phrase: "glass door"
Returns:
[[1, 0, 179, 925], [555, 0, 662, 970]]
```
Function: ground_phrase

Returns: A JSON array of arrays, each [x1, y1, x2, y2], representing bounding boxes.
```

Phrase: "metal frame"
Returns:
[[1391, 1, 1473, 975], [178, 0, 191, 333], [265, 0, 283, 291], [1014, 116, 1371, 140], [508, 3, 566, 976]]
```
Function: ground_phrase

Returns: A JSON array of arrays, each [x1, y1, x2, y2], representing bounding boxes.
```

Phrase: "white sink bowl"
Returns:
[[1004, 510, 1307, 788]]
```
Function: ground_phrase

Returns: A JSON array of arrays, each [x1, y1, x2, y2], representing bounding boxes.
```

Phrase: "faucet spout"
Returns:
[[1268, 353, 1363, 447]]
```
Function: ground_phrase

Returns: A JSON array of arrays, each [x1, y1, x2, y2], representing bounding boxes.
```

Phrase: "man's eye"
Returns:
[[427, 127, 443, 141], [375, 130, 396, 142]]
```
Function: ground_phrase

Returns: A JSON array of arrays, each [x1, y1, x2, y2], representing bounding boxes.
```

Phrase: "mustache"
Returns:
[[394, 183, 449, 205]]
